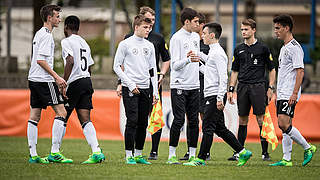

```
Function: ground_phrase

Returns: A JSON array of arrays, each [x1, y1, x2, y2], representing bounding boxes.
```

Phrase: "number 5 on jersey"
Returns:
[[80, 48, 87, 71]]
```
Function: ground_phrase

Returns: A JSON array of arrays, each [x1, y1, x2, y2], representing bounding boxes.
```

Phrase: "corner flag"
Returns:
[[147, 98, 164, 135], [261, 106, 279, 151]]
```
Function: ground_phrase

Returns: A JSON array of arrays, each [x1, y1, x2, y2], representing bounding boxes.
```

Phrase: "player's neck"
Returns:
[[244, 37, 256, 46], [43, 22, 53, 32], [283, 33, 294, 45], [182, 26, 192, 33]]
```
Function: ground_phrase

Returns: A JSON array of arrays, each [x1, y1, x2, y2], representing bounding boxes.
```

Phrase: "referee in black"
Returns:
[[227, 19, 276, 161], [117, 6, 170, 160]]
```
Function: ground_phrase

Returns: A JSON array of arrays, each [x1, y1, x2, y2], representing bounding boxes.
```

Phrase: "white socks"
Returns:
[[27, 120, 38, 157], [189, 147, 197, 158], [169, 146, 176, 159], [51, 117, 65, 153], [287, 126, 311, 150], [135, 149, 142, 157], [83, 122, 101, 153], [126, 150, 133, 158], [282, 133, 293, 161]]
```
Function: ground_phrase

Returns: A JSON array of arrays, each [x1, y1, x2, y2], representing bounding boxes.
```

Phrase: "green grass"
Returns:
[[0, 136, 319, 180]]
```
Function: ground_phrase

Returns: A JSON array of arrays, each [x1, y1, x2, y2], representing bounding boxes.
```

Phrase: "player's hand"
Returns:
[[55, 76, 67, 89], [289, 93, 298, 106], [152, 96, 158, 105], [227, 92, 234, 104], [267, 88, 273, 105], [61, 87, 68, 100], [132, 87, 140, 95], [217, 101, 224, 111], [187, 50, 193, 58], [189, 52, 200, 62], [116, 84, 122, 97], [158, 74, 164, 88]]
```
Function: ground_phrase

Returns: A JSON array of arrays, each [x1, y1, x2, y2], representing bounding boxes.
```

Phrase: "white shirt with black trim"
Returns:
[[28, 27, 55, 82], [61, 34, 94, 84], [277, 38, 304, 101], [203, 43, 228, 101], [113, 34, 158, 99], [169, 28, 200, 90]]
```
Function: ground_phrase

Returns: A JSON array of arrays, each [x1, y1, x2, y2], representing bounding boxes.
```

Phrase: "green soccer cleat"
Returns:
[[237, 149, 252, 166], [166, 156, 181, 164], [188, 156, 196, 162], [126, 157, 137, 165], [134, 155, 151, 165], [82, 151, 105, 164], [48, 152, 73, 163], [302, 144, 317, 166], [183, 158, 205, 166], [28, 155, 49, 164], [269, 159, 293, 167]]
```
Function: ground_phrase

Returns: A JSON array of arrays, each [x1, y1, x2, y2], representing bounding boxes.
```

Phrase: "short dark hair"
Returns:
[[180, 8, 198, 25], [40, 4, 61, 22], [273, 14, 294, 32], [139, 6, 155, 16], [198, 13, 206, 24], [241, 18, 256, 29], [133, 14, 152, 29], [65, 15, 80, 31], [203, 22, 222, 39]]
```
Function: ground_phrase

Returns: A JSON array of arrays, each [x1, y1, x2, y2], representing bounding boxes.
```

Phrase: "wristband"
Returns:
[[268, 86, 275, 91], [228, 86, 235, 93]]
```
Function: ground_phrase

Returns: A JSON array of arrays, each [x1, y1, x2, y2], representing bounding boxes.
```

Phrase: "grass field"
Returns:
[[0, 136, 319, 180]]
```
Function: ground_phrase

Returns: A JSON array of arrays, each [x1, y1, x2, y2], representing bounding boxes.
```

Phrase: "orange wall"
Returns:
[[0, 90, 319, 142]]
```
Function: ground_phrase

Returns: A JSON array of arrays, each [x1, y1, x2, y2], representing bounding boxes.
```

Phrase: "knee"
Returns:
[[239, 116, 248, 125]]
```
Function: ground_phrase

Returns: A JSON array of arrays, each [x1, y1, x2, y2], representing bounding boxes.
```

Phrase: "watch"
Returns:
[[268, 86, 275, 90]]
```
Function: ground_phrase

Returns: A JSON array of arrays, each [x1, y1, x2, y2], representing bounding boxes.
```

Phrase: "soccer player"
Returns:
[[183, 22, 252, 167], [61, 15, 105, 164], [167, 7, 200, 164], [113, 14, 158, 165], [27, 4, 72, 163], [117, 6, 171, 160], [269, 14, 317, 167], [227, 19, 276, 161], [180, 13, 211, 161]]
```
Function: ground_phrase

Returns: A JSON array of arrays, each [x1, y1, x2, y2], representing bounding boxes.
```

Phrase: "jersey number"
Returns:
[[80, 48, 87, 71]]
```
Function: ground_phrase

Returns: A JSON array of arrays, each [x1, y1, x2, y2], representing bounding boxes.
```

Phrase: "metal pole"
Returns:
[[171, 0, 176, 37], [310, 0, 316, 50], [232, 0, 237, 54], [110, 0, 116, 58], [155, 0, 160, 33], [7, 0, 11, 59], [215, 0, 220, 23]]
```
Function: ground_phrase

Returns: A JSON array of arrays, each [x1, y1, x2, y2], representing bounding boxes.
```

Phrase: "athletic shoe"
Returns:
[[237, 149, 252, 166], [302, 144, 317, 166], [82, 151, 105, 164], [28, 155, 49, 164], [179, 152, 189, 161], [134, 155, 151, 165], [167, 156, 181, 164], [206, 153, 211, 161], [188, 156, 196, 162], [126, 157, 136, 165], [148, 152, 158, 160], [183, 158, 206, 166], [269, 159, 293, 167], [47, 152, 73, 163], [227, 152, 239, 161], [262, 152, 271, 161]]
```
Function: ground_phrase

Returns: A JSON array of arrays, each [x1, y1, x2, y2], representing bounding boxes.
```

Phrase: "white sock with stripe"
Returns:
[[83, 121, 101, 153], [169, 146, 176, 159], [282, 133, 293, 161], [287, 126, 311, 150], [189, 147, 197, 158], [27, 120, 38, 157], [51, 117, 65, 153]]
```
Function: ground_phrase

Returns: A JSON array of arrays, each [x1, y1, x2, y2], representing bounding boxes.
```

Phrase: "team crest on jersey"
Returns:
[[183, 43, 189, 49], [253, 59, 258, 65], [177, 89, 182, 95], [132, 48, 138, 55], [143, 48, 149, 56], [284, 50, 289, 57], [129, 91, 134, 97], [193, 41, 198, 48]]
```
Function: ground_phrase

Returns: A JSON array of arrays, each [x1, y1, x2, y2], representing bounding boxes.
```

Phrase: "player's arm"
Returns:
[[63, 55, 74, 82], [116, 65, 124, 97], [170, 38, 191, 71], [267, 68, 276, 104], [215, 54, 228, 110], [37, 60, 66, 89], [289, 68, 304, 106], [149, 46, 159, 104], [227, 53, 239, 104], [158, 36, 171, 84]]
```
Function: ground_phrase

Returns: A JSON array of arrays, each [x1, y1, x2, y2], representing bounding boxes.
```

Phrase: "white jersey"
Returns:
[[169, 28, 200, 90], [28, 27, 55, 82], [277, 39, 304, 101], [113, 35, 158, 99], [203, 43, 228, 101], [61, 34, 94, 84]]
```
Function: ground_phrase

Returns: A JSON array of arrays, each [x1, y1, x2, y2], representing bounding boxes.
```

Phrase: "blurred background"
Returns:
[[0, 0, 319, 92]]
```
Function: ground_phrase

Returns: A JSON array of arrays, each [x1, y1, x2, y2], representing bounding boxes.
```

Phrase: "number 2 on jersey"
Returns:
[[80, 48, 87, 71]]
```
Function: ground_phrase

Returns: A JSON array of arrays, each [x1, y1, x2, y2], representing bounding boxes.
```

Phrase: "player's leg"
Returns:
[[185, 89, 199, 160], [134, 88, 151, 164], [122, 86, 139, 164], [167, 89, 186, 164]]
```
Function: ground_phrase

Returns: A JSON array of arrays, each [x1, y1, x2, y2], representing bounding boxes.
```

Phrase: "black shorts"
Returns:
[[199, 73, 205, 114], [65, 77, 94, 111], [237, 82, 266, 116], [276, 100, 296, 118], [29, 81, 64, 109]]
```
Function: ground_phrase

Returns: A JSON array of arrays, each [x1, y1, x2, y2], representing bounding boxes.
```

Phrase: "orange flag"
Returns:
[[147, 98, 165, 135], [261, 106, 279, 151]]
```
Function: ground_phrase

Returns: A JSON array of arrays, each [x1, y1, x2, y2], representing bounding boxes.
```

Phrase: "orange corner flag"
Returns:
[[147, 98, 165, 135], [261, 106, 279, 151]]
